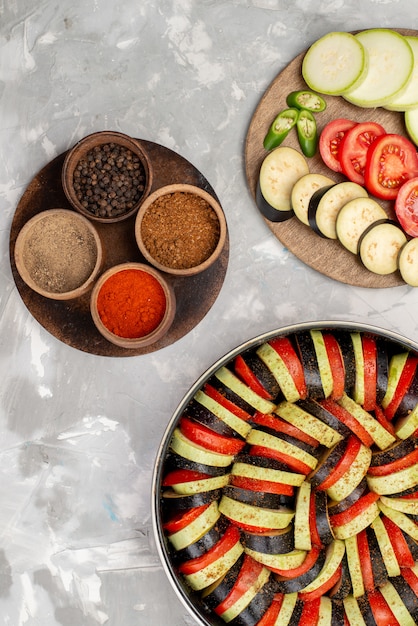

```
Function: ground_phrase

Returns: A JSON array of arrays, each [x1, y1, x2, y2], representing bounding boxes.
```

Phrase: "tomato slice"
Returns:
[[179, 416, 245, 455], [309, 492, 322, 547], [401, 567, 418, 595], [272, 545, 322, 577], [315, 433, 362, 491], [364, 133, 418, 200], [178, 524, 240, 574], [234, 354, 273, 400], [230, 474, 294, 497], [384, 355, 418, 420], [214, 554, 265, 616], [395, 176, 418, 236], [357, 529, 374, 592], [374, 404, 396, 437], [203, 383, 253, 421], [362, 335, 377, 411], [299, 564, 342, 602], [162, 469, 212, 486], [367, 447, 418, 476], [249, 444, 313, 475], [251, 411, 319, 448], [323, 332, 345, 400], [368, 589, 400, 626], [329, 491, 380, 527], [339, 121, 386, 185], [256, 594, 284, 626], [298, 597, 321, 626], [163, 503, 210, 534], [268, 336, 307, 399], [319, 118, 357, 173], [381, 514, 416, 568], [320, 399, 374, 446]]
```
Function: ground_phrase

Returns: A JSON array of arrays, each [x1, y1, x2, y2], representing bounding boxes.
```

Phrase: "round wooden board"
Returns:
[[245, 28, 418, 288], [9, 140, 229, 357]]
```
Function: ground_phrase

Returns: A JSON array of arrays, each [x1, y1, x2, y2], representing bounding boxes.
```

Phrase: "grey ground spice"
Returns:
[[22, 213, 98, 293], [140, 191, 220, 269]]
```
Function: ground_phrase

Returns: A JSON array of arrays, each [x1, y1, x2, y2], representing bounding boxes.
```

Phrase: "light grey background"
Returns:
[[1, 1, 418, 624]]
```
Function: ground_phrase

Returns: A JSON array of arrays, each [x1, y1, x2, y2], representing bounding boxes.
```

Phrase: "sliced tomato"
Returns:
[[368, 589, 400, 626], [178, 524, 240, 574], [234, 354, 273, 400], [374, 404, 396, 437], [362, 335, 377, 411], [203, 383, 253, 421], [214, 554, 265, 616], [272, 545, 322, 577], [323, 333, 346, 400], [339, 121, 386, 185], [316, 433, 362, 491], [251, 411, 319, 448], [229, 474, 294, 497], [299, 564, 342, 602], [329, 491, 380, 527], [179, 416, 245, 455], [364, 133, 418, 200], [384, 355, 418, 420], [268, 336, 307, 399], [401, 566, 418, 595], [309, 492, 322, 547], [395, 176, 418, 237], [163, 503, 210, 534], [249, 444, 313, 475], [357, 529, 374, 592], [256, 594, 284, 626], [298, 597, 321, 626], [162, 469, 212, 486], [319, 118, 357, 173], [320, 399, 374, 446], [367, 447, 418, 476], [381, 514, 416, 568]]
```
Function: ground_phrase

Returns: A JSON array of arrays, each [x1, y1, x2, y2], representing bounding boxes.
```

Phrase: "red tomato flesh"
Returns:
[[367, 447, 418, 476], [178, 524, 240, 574], [256, 594, 284, 626], [162, 469, 212, 486], [214, 554, 265, 616], [298, 597, 321, 626], [179, 416, 245, 455], [272, 545, 322, 577], [374, 404, 396, 437], [357, 529, 375, 592], [329, 491, 380, 527], [362, 335, 377, 411], [249, 444, 313, 475], [251, 411, 319, 447], [320, 399, 374, 446], [339, 121, 386, 185], [299, 564, 342, 602], [395, 176, 418, 236], [381, 514, 416, 568], [163, 503, 210, 534], [316, 433, 362, 491], [203, 383, 253, 421], [323, 332, 346, 400], [234, 354, 273, 400], [384, 355, 418, 420], [230, 474, 294, 496], [268, 336, 307, 399], [368, 589, 400, 626], [319, 118, 357, 173]]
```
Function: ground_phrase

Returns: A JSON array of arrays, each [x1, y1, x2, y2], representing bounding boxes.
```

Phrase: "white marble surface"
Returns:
[[2, 1, 418, 624]]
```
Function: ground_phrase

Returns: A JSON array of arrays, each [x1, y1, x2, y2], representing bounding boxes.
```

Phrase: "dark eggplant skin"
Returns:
[[307, 184, 336, 237], [357, 594, 378, 626], [333, 330, 356, 393], [234, 453, 297, 473], [241, 525, 294, 555], [229, 578, 276, 626], [274, 548, 326, 593], [182, 399, 244, 440], [390, 575, 418, 620], [297, 397, 352, 438], [294, 331, 325, 399], [238, 349, 282, 401], [308, 437, 349, 488], [331, 599, 346, 626], [327, 477, 368, 516], [329, 554, 352, 600], [370, 437, 418, 466], [208, 372, 258, 415], [222, 485, 294, 509], [173, 515, 230, 563], [401, 529, 418, 559], [365, 526, 388, 588], [314, 489, 335, 545], [256, 179, 295, 223], [395, 371, 418, 418], [376, 338, 389, 404], [161, 487, 222, 513], [163, 451, 231, 477], [201, 553, 246, 611]]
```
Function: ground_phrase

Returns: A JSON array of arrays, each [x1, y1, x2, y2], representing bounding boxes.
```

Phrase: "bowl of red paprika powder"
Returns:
[[62, 131, 153, 223], [90, 262, 176, 348], [135, 184, 227, 276]]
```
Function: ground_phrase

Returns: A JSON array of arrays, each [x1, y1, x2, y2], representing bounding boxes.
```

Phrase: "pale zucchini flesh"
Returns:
[[385, 35, 418, 111]]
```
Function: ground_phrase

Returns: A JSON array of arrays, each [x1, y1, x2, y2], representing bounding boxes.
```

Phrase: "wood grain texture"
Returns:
[[9, 140, 229, 357], [245, 28, 418, 288]]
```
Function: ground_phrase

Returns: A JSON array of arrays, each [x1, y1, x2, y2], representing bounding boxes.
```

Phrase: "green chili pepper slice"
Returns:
[[263, 108, 299, 151], [296, 109, 318, 157], [286, 90, 327, 112]]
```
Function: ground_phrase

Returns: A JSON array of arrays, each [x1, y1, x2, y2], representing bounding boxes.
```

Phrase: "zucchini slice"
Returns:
[[257, 146, 309, 221], [335, 197, 387, 254], [385, 36, 418, 111], [302, 31, 367, 96], [358, 219, 407, 275], [291, 173, 335, 226], [398, 237, 418, 287], [308, 181, 368, 239], [343, 28, 414, 108], [405, 106, 418, 145]]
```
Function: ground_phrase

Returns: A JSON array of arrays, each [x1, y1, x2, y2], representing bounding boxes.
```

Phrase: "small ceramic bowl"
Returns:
[[14, 208, 103, 300], [135, 183, 227, 276], [90, 262, 176, 349], [62, 130, 153, 223]]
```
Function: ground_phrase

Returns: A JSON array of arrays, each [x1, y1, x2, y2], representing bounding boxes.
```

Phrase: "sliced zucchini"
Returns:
[[379, 495, 418, 516], [291, 174, 335, 226], [343, 28, 414, 108], [398, 237, 418, 287], [385, 36, 418, 111], [293, 481, 312, 551], [275, 401, 343, 448], [170, 428, 234, 468], [257, 146, 309, 221], [345, 536, 365, 598], [214, 366, 276, 414], [302, 31, 367, 96], [370, 515, 401, 577], [338, 393, 396, 450], [218, 495, 295, 530], [367, 462, 418, 495], [405, 106, 418, 145], [379, 580, 416, 626], [244, 546, 307, 570], [299, 539, 345, 595], [168, 500, 220, 550], [378, 500, 418, 541], [246, 428, 318, 470], [308, 181, 368, 239], [358, 219, 407, 275], [326, 441, 372, 502], [335, 196, 387, 254]]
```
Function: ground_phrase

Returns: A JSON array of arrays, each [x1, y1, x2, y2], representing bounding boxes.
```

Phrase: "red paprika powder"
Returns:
[[96, 268, 167, 338]]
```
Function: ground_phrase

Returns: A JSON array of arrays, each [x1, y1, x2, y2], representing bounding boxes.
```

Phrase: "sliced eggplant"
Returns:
[[370, 437, 418, 466], [335, 195, 387, 254], [328, 553, 352, 600], [314, 489, 335, 546], [330, 599, 346, 625], [228, 577, 276, 626], [327, 477, 368, 516], [163, 451, 231, 477], [390, 575, 418, 621], [222, 485, 294, 510], [182, 400, 245, 440], [274, 548, 327, 593], [401, 529, 418, 559], [297, 397, 352, 438], [308, 437, 349, 488], [201, 552, 246, 610], [291, 172, 335, 226], [237, 349, 282, 401], [365, 525, 389, 588], [376, 338, 390, 404], [358, 218, 407, 275], [294, 331, 324, 399], [241, 525, 294, 555], [161, 488, 223, 514], [357, 594, 378, 626], [174, 515, 230, 563], [396, 371, 418, 418], [333, 330, 356, 393]]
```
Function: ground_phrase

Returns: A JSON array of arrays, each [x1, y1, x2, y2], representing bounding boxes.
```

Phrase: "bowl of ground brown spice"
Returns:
[[14, 208, 103, 300], [135, 184, 227, 276], [62, 131, 153, 223]]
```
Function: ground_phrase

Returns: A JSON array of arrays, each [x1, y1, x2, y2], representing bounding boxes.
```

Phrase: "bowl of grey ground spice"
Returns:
[[14, 208, 103, 300], [62, 131, 153, 223], [135, 184, 227, 276]]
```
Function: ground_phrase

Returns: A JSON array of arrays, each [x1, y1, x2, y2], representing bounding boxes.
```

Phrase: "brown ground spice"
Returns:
[[22, 213, 98, 293], [140, 191, 220, 269]]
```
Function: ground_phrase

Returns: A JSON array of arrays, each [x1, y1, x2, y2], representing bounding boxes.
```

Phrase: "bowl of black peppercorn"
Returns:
[[62, 131, 153, 223]]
